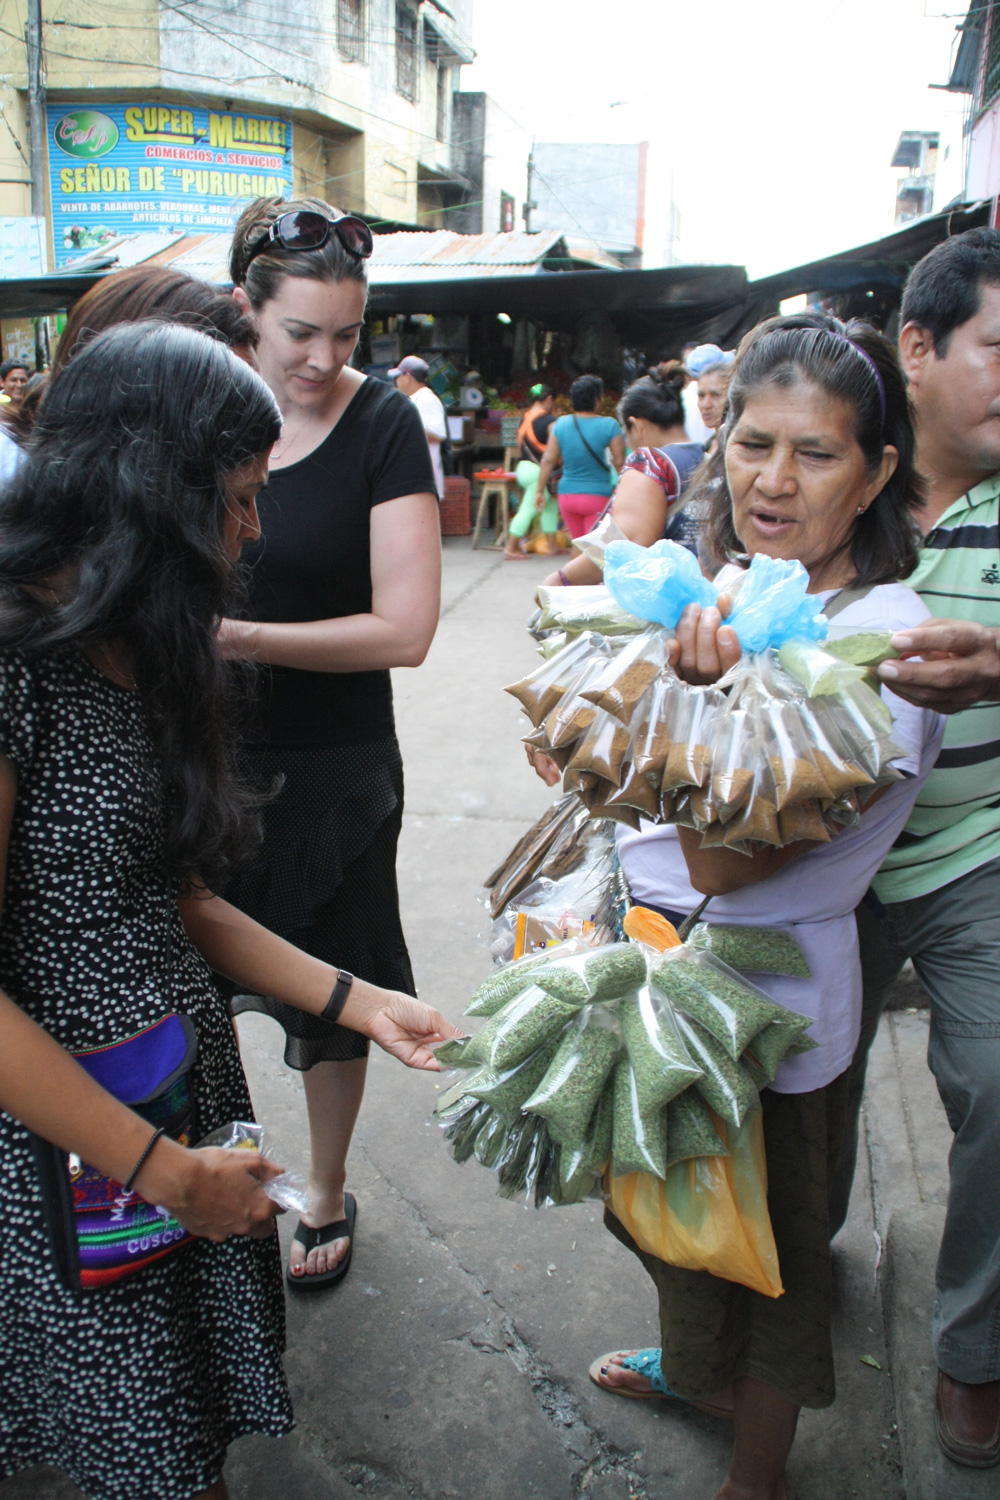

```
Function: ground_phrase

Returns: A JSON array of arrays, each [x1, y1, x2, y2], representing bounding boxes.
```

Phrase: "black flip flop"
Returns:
[[285, 1193, 356, 1291]]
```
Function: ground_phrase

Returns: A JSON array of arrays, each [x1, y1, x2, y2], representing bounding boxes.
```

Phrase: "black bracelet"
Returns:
[[124, 1126, 166, 1193], [321, 969, 354, 1024]]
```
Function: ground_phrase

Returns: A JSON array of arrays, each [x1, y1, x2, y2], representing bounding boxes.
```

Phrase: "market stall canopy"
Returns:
[[745, 198, 992, 312], [368, 228, 615, 279], [367, 262, 751, 348]]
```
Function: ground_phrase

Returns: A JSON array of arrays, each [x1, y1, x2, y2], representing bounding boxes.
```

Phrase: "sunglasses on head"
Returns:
[[244, 209, 374, 270]]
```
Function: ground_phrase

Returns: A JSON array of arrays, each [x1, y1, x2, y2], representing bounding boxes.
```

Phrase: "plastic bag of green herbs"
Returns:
[[611, 1054, 668, 1178], [466, 938, 586, 1019], [523, 1007, 622, 1146], [685, 922, 811, 978], [440, 1097, 492, 1163], [650, 950, 790, 1061], [743, 1015, 818, 1083], [673, 1013, 760, 1130], [534, 941, 648, 1005], [535, 583, 645, 638], [460, 985, 582, 1073], [559, 1079, 614, 1197], [665, 1090, 729, 1167], [467, 1034, 564, 1125], [619, 986, 703, 1112]]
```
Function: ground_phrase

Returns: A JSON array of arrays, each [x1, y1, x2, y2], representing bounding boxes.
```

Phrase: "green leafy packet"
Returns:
[[619, 986, 703, 1112], [665, 1090, 729, 1167], [559, 1078, 614, 1193], [685, 922, 811, 978], [611, 1054, 668, 1179], [460, 985, 581, 1072], [651, 951, 791, 1061], [743, 1015, 818, 1082], [523, 1007, 622, 1147], [441, 1098, 492, 1163], [534, 942, 649, 1005], [465, 938, 586, 1019], [467, 1034, 563, 1125], [673, 1013, 760, 1130]]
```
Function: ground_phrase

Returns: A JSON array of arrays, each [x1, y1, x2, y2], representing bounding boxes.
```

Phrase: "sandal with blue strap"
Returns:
[[589, 1348, 733, 1421]]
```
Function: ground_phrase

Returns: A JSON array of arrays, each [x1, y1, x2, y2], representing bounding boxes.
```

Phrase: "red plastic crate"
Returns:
[[440, 475, 471, 535]]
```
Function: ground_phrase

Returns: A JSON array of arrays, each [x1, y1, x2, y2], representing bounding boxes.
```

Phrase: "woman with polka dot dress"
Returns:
[[0, 321, 457, 1500]]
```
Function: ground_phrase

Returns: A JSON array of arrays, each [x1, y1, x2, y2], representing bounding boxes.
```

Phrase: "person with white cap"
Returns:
[[687, 344, 736, 456], [391, 355, 447, 499]]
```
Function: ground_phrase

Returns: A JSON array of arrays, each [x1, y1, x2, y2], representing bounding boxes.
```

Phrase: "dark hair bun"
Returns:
[[650, 359, 688, 397]]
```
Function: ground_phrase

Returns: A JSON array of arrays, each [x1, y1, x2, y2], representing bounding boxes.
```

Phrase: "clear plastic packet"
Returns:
[[505, 632, 611, 728], [534, 942, 648, 1004], [685, 781, 718, 831], [619, 985, 703, 1111], [710, 707, 756, 822], [723, 554, 828, 652], [495, 1115, 559, 1205], [651, 951, 790, 1060], [441, 1098, 492, 1163], [566, 710, 632, 784], [632, 676, 678, 780], [661, 685, 722, 791], [610, 1053, 668, 1178], [604, 537, 716, 629], [468, 1034, 565, 1125], [673, 1013, 760, 1129], [718, 759, 781, 848], [824, 628, 900, 672], [743, 1014, 818, 1082], [795, 699, 873, 797], [482, 794, 583, 921], [487, 829, 619, 963], [535, 584, 645, 638], [686, 923, 811, 978], [559, 1079, 614, 1192], [195, 1121, 310, 1214], [432, 1036, 475, 1067], [474, 1109, 509, 1169], [778, 638, 867, 697], [581, 628, 669, 725], [466, 940, 586, 1019], [777, 798, 832, 844], [601, 759, 661, 820], [523, 1006, 622, 1146], [461, 984, 581, 1073], [584, 787, 642, 831], [764, 700, 833, 808], [573, 510, 629, 567], [665, 1090, 729, 1167]]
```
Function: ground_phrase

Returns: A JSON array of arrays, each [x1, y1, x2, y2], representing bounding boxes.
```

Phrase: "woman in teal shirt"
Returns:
[[535, 374, 625, 538]]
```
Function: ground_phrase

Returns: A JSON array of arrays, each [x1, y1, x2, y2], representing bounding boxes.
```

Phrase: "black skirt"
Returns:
[[224, 736, 415, 1070]]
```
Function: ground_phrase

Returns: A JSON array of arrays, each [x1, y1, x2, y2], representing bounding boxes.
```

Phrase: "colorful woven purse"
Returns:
[[67, 1013, 199, 1288]]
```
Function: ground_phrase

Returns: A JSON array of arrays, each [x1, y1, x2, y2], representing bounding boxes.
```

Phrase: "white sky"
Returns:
[[463, 0, 970, 277]]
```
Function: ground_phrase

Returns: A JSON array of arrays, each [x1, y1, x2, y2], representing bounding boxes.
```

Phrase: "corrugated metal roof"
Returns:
[[370, 229, 565, 268]]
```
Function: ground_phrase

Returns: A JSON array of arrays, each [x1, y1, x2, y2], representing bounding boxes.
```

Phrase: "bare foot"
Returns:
[[503, 546, 528, 560], [593, 1351, 734, 1417], [287, 1188, 349, 1279]]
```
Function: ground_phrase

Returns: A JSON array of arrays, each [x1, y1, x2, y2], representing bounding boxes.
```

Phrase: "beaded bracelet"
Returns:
[[557, 569, 570, 587], [124, 1125, 166, 1193]]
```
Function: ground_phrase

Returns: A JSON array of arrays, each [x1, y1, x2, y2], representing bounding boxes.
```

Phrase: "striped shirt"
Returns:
[[874, 472, 1000, 903]]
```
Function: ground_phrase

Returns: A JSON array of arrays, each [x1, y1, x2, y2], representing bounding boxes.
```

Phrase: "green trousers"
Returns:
[[509, 460, 562, 539]]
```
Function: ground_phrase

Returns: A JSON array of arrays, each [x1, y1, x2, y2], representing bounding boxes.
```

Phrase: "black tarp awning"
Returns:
[[0, 274, 108, 319]]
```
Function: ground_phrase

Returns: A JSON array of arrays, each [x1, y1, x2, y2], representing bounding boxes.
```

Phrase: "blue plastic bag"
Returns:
[[604, 540, 716, 630], [723, 555, 828, 653]]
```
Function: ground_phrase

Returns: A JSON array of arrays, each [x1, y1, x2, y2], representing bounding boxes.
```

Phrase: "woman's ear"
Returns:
[[866, 444, 899, 506], [232, 286, 252, 315]]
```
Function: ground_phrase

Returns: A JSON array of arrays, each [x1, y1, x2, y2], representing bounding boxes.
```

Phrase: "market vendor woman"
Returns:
[[587, 314, 945, 1500]]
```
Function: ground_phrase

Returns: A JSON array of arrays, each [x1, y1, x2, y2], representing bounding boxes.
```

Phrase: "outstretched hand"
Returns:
[[877, 619, 1000, 713], [669, 595, 741, 684], [344, 988, 464, 1071], [139, 1143, 283, 1243]]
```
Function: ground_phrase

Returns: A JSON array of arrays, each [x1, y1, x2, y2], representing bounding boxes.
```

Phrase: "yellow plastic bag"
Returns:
[[605, 1110, 783, 1298]]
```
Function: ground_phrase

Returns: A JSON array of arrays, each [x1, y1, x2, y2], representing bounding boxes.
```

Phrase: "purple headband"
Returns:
[[827, 330, 887, 435]]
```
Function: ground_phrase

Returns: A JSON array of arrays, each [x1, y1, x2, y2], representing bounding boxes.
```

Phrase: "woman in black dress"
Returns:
[[225, 197, 442, 1287], [0, 321, 456, 1500]]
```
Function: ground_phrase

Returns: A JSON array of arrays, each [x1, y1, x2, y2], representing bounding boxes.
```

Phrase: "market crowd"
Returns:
[[0, 201, 998, 1500]]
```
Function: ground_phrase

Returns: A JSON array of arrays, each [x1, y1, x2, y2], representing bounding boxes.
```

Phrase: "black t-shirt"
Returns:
[[241, 377, 437, 747], [520, 411, 555, 463]]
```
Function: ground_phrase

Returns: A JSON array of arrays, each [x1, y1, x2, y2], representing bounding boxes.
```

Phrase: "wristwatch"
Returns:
[[321, 969, 354, 1023]]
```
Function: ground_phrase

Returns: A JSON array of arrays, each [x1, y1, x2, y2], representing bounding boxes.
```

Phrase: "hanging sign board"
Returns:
[[47, 103, 294, 267]]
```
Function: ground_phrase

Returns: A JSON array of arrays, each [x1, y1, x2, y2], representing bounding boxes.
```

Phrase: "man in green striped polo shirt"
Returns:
[[830, 228, 1000, 1469]]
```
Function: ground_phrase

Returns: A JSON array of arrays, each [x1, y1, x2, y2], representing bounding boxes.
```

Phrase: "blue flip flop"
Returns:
[[589, 1348, 733, 1420]]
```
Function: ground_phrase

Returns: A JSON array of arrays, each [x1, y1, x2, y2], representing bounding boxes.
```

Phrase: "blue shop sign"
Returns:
[[48, 103, 294, 266]]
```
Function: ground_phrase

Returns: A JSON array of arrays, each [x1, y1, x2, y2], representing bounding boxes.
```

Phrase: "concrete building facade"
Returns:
[[0, 0, 477, 269]]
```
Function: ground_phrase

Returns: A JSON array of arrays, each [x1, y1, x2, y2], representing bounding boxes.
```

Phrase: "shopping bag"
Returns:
[[605, 1109, 783, 1298]]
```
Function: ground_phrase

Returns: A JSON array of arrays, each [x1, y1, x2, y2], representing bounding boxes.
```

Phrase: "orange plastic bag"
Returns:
[[605, 1110, 783, 1298]]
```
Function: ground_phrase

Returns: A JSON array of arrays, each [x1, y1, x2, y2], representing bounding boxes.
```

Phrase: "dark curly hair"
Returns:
[[0, 321, 283, 887], [697, 312, 923, 586]]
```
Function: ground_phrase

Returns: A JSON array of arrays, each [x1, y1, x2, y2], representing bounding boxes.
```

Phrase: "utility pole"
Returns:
[[523, 143, 537, 233], [26, 0, 46, 218]]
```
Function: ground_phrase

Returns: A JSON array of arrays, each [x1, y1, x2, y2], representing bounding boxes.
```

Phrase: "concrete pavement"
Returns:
[[3, 537, 987, 1500]]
